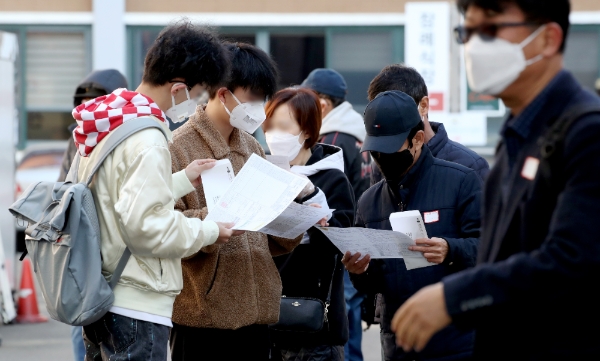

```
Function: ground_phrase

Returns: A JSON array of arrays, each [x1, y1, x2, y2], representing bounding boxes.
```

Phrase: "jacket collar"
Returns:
[[319, 101, 366, 142], [291, 144, 345, 177], [189, 106, 254, 159], [502, 70, 578, 141], [427, 122, 448, 158]]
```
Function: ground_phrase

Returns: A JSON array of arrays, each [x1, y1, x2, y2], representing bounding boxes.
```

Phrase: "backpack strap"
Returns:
[[65, 117, 168, 289], [66, 117, 168, 185], [538, 103, 600, 192], [109, 248, 132, 290]]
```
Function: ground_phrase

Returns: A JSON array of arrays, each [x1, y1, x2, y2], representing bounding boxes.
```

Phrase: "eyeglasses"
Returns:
[[453, 22, 540, 44]]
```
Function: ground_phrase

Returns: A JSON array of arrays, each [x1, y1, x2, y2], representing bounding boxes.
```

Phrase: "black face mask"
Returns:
[[371, 149, 415, 183]]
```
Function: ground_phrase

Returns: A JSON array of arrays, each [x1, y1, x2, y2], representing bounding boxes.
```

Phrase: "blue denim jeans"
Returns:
[[344, 270, 365, 361], [83, 312, 169, 361], [71, 326, 86, 361]]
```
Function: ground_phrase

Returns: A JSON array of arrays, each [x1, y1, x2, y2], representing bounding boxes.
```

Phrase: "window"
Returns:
[[129, 27, 256, 88], [564, 26, 600, 92], [25, 31, 90, 141], [270, 35, 325, 89], [327, 29, 402, 110]]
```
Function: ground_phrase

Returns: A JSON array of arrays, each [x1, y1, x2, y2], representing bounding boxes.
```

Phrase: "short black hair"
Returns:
[[211, 42, 279, 99], [407, 120, 425, 148], [368, 64, 428, 105], [315, 92, 345, 109], [457, 0, 570, 52], [142, 19, 229, 91]]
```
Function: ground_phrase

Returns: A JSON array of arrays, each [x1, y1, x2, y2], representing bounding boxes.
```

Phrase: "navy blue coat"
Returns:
[[352, 146, 482, 361], [428, 122, 489, 180], [371, 122, 490, 185], [443, 71, 600, 359]]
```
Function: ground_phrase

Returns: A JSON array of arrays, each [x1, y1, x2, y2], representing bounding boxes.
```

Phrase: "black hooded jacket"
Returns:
[[59, 69, 128, 181], [271, 144, 355, 348]]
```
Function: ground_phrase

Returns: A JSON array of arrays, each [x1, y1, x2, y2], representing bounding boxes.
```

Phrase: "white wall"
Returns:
[[0, 31, 18, 286], [92, 0, 125, 73]]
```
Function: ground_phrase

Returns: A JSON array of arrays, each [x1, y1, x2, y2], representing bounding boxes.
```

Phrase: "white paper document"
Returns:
[[201, 159, 235, 212], [315, 227, 434, 270], [389, 210, 429, 240], [389, 211, 435, 269], [258, 202, 333, 239], [205, 154, 308, 232], [266, 155, 290, 170]]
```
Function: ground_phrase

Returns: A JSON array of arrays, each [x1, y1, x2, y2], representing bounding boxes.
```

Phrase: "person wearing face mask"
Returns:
[[301, 70, 370, 361], [389, 0, 600, 359], [368, 64, 490, 184], [168, 43, 311, 361], [75, 21, 239, 361], [301, 68, 371, 202], [263, 88, 355, 361], [341, 90, 482, 361]]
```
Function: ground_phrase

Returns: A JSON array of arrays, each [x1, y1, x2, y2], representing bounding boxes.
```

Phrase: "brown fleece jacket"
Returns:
[[169, 107, 302, 330]]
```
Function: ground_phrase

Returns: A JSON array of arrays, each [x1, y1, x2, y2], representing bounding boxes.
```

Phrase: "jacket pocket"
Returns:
[[158, 258, 164, 279]]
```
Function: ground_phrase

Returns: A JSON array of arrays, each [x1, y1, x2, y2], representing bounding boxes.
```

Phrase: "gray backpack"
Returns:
[[9, 117, 167, 326]]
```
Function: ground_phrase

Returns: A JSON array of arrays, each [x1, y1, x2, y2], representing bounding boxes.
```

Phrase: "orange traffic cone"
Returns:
[[16, 258, 47, 323]]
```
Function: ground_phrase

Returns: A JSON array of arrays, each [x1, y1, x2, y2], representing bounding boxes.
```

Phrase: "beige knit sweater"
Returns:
[[169, 107, 302, 329]]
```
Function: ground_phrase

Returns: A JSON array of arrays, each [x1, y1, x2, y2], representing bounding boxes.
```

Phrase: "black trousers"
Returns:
[[170, 323, 271, 361]]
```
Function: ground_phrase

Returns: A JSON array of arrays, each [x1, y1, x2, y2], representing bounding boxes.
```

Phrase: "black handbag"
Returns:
[[270, 253, 338, 333]]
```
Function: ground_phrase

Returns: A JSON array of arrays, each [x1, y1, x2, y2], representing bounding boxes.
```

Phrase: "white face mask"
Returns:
[[222, 91, 266, 133], [265, 130, 305, 161], [465, 25, 546, 96], [165, 84, 197, 123]]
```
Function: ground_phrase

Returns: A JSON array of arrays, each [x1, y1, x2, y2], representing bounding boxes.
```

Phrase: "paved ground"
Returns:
[[0, 318, 381, 360], [0, 271, 382, 360]]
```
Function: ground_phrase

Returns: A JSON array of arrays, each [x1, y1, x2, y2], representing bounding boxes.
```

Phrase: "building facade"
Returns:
[[1, 0, 599, 153]]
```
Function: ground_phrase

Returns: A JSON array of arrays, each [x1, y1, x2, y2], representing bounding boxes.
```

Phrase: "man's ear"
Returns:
[[542, 22, 563, 57], [170, 82, 187, 97], [216, 87, 229, 104], [418, 97, 429, 118], [319, 98, 328, 114], [413, 130, 426, 149]]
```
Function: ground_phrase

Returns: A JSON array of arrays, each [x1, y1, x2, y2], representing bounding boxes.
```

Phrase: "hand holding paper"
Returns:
[[342, 251, 371, 275], [200, 159, 235, 212], [186, 159, 217, 188], [389, 211, 436, 270], [204, 154, 331, 239], [409, 237, 449, 264], [308, 203, 329, 227]]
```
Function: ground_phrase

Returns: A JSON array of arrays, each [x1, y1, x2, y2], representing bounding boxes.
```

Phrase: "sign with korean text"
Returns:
[[405, 2, 451, 113]]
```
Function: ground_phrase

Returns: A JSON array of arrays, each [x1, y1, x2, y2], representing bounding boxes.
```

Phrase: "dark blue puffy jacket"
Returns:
[[428, 122, 489, 180], [352, 146, 482, 361], [371, 122, 490, 185]]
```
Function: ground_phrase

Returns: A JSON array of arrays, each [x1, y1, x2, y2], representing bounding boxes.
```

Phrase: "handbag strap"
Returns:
[[324, 254, 338, 305], [277, 246, 298, 272], [277, 248, 339, 306]]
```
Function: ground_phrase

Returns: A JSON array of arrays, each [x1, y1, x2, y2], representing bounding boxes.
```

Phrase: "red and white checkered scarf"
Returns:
[[72, 88, 166, 157]]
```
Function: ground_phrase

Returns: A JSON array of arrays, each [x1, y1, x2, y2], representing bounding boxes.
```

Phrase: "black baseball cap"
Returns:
[[301, 68, 347, 99], [361, 90, 421, 153]]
